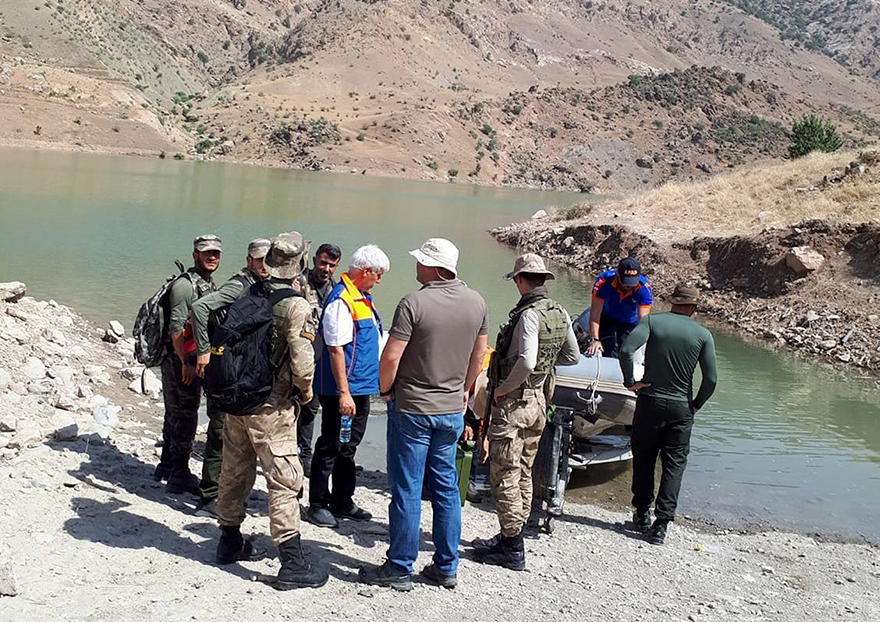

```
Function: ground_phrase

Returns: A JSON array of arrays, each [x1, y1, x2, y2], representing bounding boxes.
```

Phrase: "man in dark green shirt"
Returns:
[[190, 238, 271, 515], [619, 283, 717, 545]]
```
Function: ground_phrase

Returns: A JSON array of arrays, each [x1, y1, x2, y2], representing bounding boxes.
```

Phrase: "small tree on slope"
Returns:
[[788, 113, 843, 159]]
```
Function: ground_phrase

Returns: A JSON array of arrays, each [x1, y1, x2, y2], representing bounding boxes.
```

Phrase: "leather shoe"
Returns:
[[421, 563, 457, 589], [333, 504, 372, 521], [305, 505, 339, 528], [359, 560, 412, 591]]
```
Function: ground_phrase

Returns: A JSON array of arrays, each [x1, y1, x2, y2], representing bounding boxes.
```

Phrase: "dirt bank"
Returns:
[[492, 157, 880, 376], [1, 285, 879, 621]]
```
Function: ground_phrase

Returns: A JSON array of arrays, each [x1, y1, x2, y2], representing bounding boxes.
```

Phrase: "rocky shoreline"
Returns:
[[1, 284, 878, 620], [492, 217, 880, 379]]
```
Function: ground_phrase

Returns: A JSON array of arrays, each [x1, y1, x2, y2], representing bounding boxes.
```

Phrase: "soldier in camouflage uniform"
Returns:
[[214, 232, 328, 590], [190, 238, 271, 516], [155, 234, 221, 495], [474, 254, 579, 571], [297, 243, 341, 474]]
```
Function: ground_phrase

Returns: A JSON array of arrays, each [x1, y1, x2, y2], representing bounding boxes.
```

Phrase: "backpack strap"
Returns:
[[267, 287, 300, 306]]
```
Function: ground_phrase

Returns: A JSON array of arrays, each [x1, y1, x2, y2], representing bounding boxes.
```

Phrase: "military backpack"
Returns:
[[133, 261, 189, 367], [203, 283, 300, 415]]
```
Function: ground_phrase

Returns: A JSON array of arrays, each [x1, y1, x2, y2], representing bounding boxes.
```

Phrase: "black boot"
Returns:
[[273, 535, 329, 590], [215, 526, 267, 565], [474, 531, 525, 571], [472, 532, 501, 551]]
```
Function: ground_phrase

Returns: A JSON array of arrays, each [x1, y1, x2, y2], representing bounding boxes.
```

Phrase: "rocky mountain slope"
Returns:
[[2, 0, 880, 190], [721, 0, 880, 82]]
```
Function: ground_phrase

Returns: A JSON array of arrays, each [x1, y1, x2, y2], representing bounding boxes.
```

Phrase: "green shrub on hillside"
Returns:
[[788, 114, 842, 158]]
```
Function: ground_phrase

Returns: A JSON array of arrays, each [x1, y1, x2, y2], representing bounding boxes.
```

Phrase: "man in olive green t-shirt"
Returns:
[[619, 283, 717, 545], [156, 235, 221, 495]]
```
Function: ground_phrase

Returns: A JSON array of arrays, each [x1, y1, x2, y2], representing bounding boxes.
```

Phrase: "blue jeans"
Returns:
[[386, 400, 464, 575]]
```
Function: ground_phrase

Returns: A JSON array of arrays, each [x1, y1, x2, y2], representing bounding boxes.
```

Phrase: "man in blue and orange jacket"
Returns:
[[578, 257, 652, 357], [306, 244, 389, 529]]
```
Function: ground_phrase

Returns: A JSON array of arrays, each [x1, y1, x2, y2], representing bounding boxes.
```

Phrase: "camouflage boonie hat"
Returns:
[[193, 234, 222, 252], [504, 253, 555, 280], [265, 232, 311, 280], [247, 238, 271, 259]]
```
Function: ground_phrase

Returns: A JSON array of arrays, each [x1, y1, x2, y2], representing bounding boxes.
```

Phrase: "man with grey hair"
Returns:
[[306, 244, 389, 528], [190, 238, 271, 516], [359, 238, 488, 591], [155, 234, 221, 495], [214, 231, 327, 589]]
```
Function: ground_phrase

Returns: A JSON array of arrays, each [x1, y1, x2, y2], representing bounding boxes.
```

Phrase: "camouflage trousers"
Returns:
[[216, 402, 303, 546], [488, 387, 546, 537], [158, 354, 200, 476]]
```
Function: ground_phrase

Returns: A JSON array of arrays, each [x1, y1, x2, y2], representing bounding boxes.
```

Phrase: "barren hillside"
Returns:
[[2, 0, 880, 191]]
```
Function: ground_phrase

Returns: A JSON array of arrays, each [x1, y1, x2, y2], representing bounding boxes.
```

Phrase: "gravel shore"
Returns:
[[1, 288, 878, 621]]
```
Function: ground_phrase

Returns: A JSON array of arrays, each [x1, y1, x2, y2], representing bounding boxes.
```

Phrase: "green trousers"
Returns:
[[198, 401, 225, 504]]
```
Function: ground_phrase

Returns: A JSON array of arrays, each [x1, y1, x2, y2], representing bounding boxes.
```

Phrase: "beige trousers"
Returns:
[[488, 388, 546, 537], [216, 403, 303, 546]]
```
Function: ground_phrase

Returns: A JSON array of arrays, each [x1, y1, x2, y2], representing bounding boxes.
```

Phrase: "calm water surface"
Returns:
[[1, 148, 878, 543]]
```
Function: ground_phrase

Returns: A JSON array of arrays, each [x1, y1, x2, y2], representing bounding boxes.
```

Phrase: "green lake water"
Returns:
[[1, 147, 878, 543]]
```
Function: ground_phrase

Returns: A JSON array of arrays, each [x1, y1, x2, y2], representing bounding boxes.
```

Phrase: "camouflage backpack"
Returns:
[[133, 261, 190, 367]]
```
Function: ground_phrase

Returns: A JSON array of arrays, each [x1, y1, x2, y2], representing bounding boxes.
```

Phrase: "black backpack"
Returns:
[[203, 283, 299, 415], [133, 261, 189, 367]]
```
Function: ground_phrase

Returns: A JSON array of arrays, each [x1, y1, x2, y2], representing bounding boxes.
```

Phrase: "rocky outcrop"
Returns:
[[0, 282, 26, 303], [0, 291, 164, 459]]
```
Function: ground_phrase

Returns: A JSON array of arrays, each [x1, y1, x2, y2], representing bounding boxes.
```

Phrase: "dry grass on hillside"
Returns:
[[569, 151, 880, 243]]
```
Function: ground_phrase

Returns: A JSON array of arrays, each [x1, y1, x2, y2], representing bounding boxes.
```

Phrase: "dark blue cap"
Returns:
[[617, 257, 641, 287]]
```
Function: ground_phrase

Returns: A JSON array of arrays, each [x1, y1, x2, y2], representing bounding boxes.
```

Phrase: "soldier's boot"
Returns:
[[471, 532, 501, 551], [215, 526, 267, 565], [474, 531, 526, 571], [273, 535, 329, 590]]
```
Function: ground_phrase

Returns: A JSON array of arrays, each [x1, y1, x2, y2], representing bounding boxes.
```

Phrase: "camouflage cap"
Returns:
[[668, 282, 700, 305], [193, 234, 222, 252], [265, 231, 311, 280], [504, 253, 555, 280], [247, 238, 271, 259]]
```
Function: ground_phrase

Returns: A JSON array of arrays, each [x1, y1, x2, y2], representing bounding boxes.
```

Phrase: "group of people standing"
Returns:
[[151, 232, 716, 591]]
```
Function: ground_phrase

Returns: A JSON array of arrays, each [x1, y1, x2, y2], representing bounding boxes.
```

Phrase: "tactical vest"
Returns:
[[498, 298, 570, 382]]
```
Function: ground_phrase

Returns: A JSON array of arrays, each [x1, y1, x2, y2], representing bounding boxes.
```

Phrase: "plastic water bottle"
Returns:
[[339, 414, 353, 444]]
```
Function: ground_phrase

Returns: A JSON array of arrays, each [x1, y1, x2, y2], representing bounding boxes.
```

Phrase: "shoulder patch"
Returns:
[[301, 321, 316, 342]]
